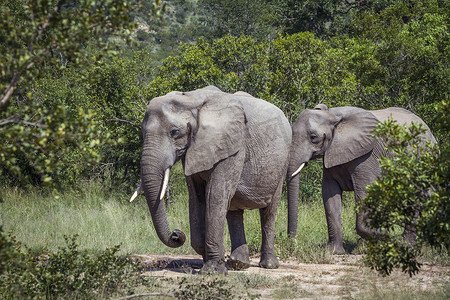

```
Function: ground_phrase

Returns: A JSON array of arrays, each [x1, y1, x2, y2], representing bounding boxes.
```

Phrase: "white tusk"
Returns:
[[291, 163, 305, 177], [160, 168, 170, 200], [129, 182, 143, 202]]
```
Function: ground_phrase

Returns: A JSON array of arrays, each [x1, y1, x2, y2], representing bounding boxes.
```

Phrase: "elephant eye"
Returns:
[[310, 133, 319, 143], [170, 128, 180, 138]]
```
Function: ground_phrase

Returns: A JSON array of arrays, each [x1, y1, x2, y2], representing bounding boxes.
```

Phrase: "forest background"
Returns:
[[1, 0, 448, 190], [0, 0, 449, 297]]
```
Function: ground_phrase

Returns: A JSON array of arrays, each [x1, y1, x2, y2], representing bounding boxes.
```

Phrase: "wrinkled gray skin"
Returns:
[[287, 104, 436, 254], [140, 86, 291, 273]]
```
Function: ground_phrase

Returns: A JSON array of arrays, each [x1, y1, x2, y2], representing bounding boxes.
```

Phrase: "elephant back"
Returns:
[[238, 95, 292, 148], [371, 107, 436, 145]]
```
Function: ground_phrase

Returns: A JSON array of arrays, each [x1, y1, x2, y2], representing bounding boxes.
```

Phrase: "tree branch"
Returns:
[[0, 73, 20, 108], [0, 116, 48, 129], [104, 118, 141, 129], [114, 292, 174, 300]]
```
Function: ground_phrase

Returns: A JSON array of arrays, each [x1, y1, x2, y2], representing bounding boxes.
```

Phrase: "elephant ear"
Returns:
[[324, 107, 379, 169], [184, 96, 246, 176]]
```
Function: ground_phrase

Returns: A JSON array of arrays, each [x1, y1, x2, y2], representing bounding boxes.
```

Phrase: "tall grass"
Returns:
[[0, 170, 361, 263], [2, 162, 442, 265], [0, 164, 191, 255]]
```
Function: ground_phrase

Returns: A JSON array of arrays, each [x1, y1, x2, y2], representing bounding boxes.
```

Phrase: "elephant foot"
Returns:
[[199, 260, 228, 275], [327, 243, 346, 255], [227, 244, 250, 270], [259, 253, 279, 269]]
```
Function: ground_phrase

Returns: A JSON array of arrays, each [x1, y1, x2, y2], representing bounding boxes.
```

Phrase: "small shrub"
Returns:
[[363, 103, 449, 276], [175, 276, 233, 300], [0, 229, 148, 299]]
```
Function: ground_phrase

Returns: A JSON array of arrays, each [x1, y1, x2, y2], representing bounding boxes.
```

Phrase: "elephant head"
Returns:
[[137, 86, 247, 248], [287, 104, 379, 236]]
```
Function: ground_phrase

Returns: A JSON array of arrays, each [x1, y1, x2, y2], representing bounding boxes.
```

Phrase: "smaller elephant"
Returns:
[[132, 86, 292, 273], [287, 104, 436, 254]]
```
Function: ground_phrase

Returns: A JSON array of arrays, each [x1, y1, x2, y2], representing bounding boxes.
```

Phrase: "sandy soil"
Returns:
[[131, 254, 449, 299]]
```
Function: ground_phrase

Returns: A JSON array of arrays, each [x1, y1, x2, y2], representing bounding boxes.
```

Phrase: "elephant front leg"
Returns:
[[226, 209, 250, 270], [322, 178, 346, 254], [200, 153, 244, 274]]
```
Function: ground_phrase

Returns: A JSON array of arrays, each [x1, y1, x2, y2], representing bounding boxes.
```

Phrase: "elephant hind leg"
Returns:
[[355, 212, 376, 239], [187, 175, 207, 260], [402, 224, 417, 246], [355, 191, 382, 240], [258, 178, 283, 269], [402, 206, 420, 245], [226, 209, 250, 270]]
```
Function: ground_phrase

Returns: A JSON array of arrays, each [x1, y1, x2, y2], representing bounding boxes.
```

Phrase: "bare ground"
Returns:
[[131, 254, 450, 299]]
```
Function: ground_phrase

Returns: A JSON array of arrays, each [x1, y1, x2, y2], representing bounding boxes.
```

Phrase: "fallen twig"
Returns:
[[114, 292, 175, 300]]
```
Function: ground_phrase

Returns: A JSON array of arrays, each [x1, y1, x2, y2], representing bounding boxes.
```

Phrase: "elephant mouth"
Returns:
[[129, 168, 170, 202], [176, 146, 188, 159]]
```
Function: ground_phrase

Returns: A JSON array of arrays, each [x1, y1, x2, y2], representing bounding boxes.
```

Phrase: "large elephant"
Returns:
[[287, 104, 436, 254], [132, 86, 291, 273]]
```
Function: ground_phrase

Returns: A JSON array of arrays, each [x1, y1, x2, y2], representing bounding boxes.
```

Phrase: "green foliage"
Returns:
[[0, 0, 138, 106], [151, 33, 357, 121], [132, 0, 206, 60], [0, 105, 114, 187], [175, 276, 233, 300], [0, 0, 143, 187], [0, 227, 15, 274], [275, 0, 348, 37], [197, 0, 405, 38], [198, 0, 280, 40], [363, 102, 449, 276], [345, 0, 450, 122], [28, 49, 159, 188], [264, 32, 357, 120], [0, 229, 148, 299], [365, 238, 422, 277]]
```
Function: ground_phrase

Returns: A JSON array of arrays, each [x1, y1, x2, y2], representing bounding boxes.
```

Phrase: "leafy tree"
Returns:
[[25, 46, 167, 189], [275, 0, 346, 37], [263, 32, 357, 121], [150, 33, 357, 119], [198, 0, 280, 40], [0, 0, 163, 186], [84, 51, 157, 188], [132, 0, 206, 60], [344, 0, 449, 126], [362, 101, 449, 276]]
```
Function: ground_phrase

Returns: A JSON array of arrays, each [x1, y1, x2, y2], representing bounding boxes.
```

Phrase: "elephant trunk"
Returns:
[[287, 168, 300, 238], [141, 141, 186, 248], [287, 145, 310, 238]]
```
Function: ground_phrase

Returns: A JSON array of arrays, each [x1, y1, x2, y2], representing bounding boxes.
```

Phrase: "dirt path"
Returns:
[[132, 254, 449, 299]]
